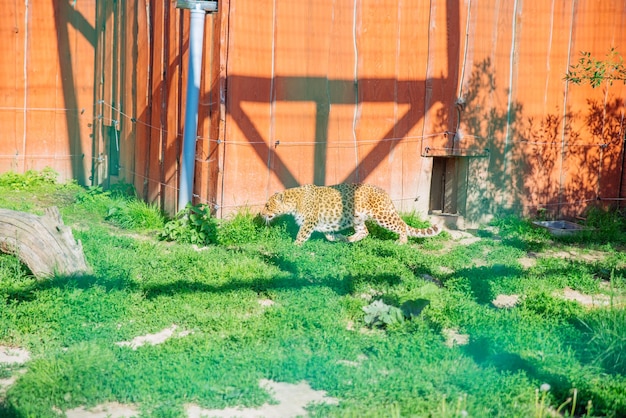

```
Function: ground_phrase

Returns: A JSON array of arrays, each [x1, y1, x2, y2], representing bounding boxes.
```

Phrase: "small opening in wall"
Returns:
[[429, 157, 464, 215]]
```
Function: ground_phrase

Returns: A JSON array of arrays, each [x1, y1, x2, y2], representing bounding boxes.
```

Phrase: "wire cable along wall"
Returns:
[[1, 0, 625, 225]]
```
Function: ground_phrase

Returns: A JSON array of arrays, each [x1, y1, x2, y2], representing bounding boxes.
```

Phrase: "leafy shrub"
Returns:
[[578, 307, 626, 375], [75, 185, 111, 204], [217, 210, 261, 246], [520, 291, 583, 322], [363, 299, 404, 328], [565, 48, 626, 88], [578, 207, 626, 244], [490, 215, 551, 251], [107, 181, 137, 198], [159, 203, 218, 245], [106, 199, 165, 230], [0, 167, 58, 190]]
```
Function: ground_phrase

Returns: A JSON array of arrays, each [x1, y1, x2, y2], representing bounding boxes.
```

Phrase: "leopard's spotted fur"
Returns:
[[260, 183, 441, 245]]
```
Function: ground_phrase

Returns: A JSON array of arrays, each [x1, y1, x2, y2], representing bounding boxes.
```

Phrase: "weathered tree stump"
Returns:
[[0, 207, 91, 278]]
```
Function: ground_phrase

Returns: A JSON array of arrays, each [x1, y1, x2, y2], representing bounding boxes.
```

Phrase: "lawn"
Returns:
[[1, 170, 626, 417]]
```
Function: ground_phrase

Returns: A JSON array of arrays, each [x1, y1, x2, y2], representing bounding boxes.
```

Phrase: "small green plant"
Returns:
[[565, 48, 626, 88], [159, 203, 218, 245], [363, 299, 405, 328], [106, 199, 165, 230], [107, 181, 137, 198], [535, 385, 595, 418], [534, 383, 552, 418], [521, 291, 583, 322], [75, 185, 110, 204], [490, 215, 550, 251], [436, 394, 468, 418], [0, 167, 58, 190], [217, 210, 263, 246], [578, 206, 626, 243], [578, 306, 626, 375]]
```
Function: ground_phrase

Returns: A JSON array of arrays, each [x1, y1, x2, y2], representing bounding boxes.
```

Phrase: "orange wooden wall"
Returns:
[[0, 1, 96, 185], [91, 1, 219, 215], [217, 0, 626, 222], [1, 0, 625, 224]]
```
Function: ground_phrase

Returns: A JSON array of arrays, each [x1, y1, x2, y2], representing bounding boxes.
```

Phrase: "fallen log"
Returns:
[[0, 207, 91, 278]]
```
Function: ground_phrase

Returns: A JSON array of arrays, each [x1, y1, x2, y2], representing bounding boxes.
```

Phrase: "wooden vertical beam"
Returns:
[[92, 0, 107, 185], [215, 0, 230, 217], [207, 9, 223, 213], [147, 0, 166, 203], [195, 12, 220, 211], [132, 0, 152, 199], [162, 4, 182, 214], [443, 158, 458, 214]]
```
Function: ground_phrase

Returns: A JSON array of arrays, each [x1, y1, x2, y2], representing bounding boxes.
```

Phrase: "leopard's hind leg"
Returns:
[[370, 210, 409, 244], [347, 215, 370, 242]]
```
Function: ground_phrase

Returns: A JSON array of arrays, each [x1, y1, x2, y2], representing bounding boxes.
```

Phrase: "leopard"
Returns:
[[260, 183, 442, 245]]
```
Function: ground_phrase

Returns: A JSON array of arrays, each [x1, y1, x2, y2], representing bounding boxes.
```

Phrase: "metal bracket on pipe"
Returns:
[[176, 1, 218, 12]]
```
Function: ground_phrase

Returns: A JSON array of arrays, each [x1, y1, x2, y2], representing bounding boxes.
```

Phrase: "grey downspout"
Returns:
[[177, 1, 218, 211]]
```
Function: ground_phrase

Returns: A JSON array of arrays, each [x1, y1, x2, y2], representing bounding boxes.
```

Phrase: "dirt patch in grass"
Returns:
[[554, 287, 611, 308], [337, 354, 368, 368], [492, 294, 521, 309], [526, 248, 606, 263], [442, 328, 470, 347], [518, 254, 538, 269], [0, 346, 29, 365], [520, 246, 607, 269], [65, 402, 139, 418], [446, 230, 482, 246], [62, 380, 338, 417], [186, 379, 339, 418], [115, 325, 192, 350], [0, 346, 30, 402]]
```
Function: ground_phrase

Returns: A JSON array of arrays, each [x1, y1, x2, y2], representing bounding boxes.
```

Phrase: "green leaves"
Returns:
[[105, 200, 165, 230], [565, 48, 626, 88], [363, 299, 405, 328], [158, 203, 218, 245], [3, 172, 626, 417], [0, 167, 58, 190]]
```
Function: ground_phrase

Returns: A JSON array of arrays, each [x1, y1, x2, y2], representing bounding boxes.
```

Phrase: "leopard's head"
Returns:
[[260, 191, 291, 224]]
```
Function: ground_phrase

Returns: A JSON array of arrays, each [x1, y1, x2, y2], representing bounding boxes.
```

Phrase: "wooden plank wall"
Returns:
[[216, 0, 626, 222], [1, 0, 625, 223], [0, 1, 96, 185], [92, 1, 218, 214]]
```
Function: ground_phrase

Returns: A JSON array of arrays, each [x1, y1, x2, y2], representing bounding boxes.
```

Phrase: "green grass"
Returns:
[[1, 170, 626, 417]]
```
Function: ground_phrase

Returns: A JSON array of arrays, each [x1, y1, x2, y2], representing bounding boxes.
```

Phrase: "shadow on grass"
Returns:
[[1, 272, 135, 304], [0, 403, 19, 418], [139, 269, 404, 300], [464, 337, 573, 401], [465, 333, 626, 416], [140, 274, 327, 299], [2, 243, 418, 306], [444, 264, 524, 305], [570, 308, 626, 376]]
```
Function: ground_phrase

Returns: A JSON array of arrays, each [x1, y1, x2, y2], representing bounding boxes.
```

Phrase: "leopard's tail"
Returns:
[[407, 224, 442, 238]]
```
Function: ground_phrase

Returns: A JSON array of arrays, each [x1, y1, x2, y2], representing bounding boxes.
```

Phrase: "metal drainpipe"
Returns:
[[177, 1, 218, 211]]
